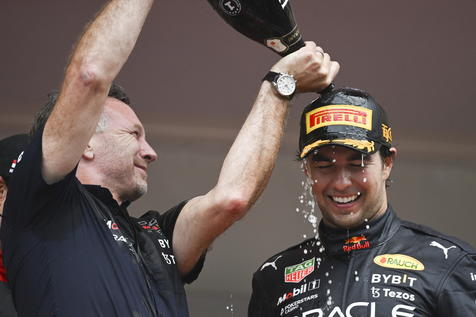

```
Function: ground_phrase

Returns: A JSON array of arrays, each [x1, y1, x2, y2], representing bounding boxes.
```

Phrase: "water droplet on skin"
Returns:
[[361, 154, 365, 167], [364, 218, 368, 222], [363, 177, 367, 183], [332, 159, 336, 163]]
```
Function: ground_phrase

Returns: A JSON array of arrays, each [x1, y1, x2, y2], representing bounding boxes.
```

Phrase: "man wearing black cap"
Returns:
[[0, 134, 29, 317], [248, 87, 476, 316]]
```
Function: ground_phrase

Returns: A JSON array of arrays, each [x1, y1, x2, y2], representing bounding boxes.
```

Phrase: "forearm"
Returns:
[[42, 0, 154, 183], [173, 83, 288, 275], [68, 0, 154, 84], [214, 82, 289, 213]]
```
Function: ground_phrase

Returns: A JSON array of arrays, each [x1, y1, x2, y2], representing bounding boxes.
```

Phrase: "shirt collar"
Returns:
[[318, 206, 400, 255], [83, 185, 131, 214]]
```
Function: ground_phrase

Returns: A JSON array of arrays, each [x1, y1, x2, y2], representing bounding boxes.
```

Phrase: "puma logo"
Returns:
[[260, 255, 282, 271], [430, 241, 456, 259]]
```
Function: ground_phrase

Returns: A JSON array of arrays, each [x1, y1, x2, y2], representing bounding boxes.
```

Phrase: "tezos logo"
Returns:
[[284, 258, 315, 283], [219, 0, 241, 16]]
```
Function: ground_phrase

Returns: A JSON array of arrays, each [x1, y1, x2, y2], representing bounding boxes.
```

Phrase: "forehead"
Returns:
[[104, 97, 143, 129], [310, 145, 372, 160]]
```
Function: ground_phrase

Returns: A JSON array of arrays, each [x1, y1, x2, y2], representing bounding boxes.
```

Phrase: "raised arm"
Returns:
[[42, 0, 154, 184], [173, 42, 340, 276]]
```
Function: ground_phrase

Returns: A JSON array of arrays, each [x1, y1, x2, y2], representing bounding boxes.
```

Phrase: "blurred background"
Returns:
[[1, 0, 475, 315]]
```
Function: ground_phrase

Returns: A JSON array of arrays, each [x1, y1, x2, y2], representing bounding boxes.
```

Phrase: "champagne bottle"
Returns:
[[207, 0, 305, 56]]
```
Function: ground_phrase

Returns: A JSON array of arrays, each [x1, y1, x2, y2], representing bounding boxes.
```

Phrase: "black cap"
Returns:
[[299, 87, 392, 159], [0, 134, 29, 184]]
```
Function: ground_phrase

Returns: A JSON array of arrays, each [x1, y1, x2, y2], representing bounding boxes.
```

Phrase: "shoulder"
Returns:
[[399, 220, 475, 254], [254, 238, 316, 276]]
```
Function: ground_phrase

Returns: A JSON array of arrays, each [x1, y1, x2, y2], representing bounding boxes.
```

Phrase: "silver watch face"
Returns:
[[276, 74, 296, 96]]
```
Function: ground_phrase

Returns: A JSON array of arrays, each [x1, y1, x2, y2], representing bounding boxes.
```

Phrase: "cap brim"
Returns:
[[299, 139, 381, 159]]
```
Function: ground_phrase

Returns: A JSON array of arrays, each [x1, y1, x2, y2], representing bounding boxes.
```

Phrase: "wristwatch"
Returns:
[[263, 71, 296, 99]]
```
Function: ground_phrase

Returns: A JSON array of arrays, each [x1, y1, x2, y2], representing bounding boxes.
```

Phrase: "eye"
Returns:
[[131, 131, 140, 138], [350, 161, 364, 167], [308, 160, 333, 169]]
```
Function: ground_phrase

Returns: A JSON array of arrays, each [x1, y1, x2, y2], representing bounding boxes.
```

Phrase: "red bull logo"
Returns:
[[342, 235, 370, 252]]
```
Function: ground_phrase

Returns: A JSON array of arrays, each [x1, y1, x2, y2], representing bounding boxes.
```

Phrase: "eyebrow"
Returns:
[[309, 152, 371, 162]]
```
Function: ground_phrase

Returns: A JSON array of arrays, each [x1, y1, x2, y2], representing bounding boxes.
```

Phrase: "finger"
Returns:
[[304, 41, 317, 49], [317, 52, 331, 75], [321, 52, 331, 67], [328, 61, 341, 83]]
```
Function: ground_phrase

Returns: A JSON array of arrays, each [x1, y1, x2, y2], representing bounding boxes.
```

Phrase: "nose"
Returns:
[[332, 167, 352, 191], [141, 139, 158, 163]]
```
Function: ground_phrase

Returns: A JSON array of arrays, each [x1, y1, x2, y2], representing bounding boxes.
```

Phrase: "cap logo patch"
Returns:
[[306, 105, 372, 134], [381, 124, 392, 143]]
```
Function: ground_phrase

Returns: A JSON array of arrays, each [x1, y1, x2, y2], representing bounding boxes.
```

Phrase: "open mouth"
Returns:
[[329, 193, 361, 204]]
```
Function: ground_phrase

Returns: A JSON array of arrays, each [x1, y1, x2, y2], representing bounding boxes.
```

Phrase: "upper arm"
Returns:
[[172, 188, 247, 276], [436, 254, 476, 316]]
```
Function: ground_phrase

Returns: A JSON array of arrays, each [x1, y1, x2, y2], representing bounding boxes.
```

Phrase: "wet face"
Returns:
[[304, 145, 394, 229], [91, 98, 157, 203]]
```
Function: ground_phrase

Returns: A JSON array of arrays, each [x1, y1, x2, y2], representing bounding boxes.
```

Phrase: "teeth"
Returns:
[[331, 193, 360, 204]]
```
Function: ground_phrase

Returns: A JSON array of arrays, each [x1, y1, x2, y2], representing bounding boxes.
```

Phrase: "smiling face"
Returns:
[[304, 145, 395, 229], [90, 98, 158, 203]]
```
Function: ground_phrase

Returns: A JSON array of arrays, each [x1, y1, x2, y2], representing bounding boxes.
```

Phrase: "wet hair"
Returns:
[[378, 146, 395, 188], [29, 83, 131, 137]]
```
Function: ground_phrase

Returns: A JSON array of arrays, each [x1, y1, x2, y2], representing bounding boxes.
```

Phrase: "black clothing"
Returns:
[[0, 130, 204, 317], [249, 207, 476, 317], [0, 251, 17, 317]]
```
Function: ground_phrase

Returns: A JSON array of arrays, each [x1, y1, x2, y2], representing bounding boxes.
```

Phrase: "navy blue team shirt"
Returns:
[[0, 130, 204, 317]]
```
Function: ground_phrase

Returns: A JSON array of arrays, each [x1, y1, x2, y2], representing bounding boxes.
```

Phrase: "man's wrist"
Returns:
[[262, 71, 296, 100]]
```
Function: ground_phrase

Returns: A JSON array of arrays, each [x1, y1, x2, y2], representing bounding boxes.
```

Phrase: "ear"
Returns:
[[82, 144, 94, 161], [382, 147, 397, 180]]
